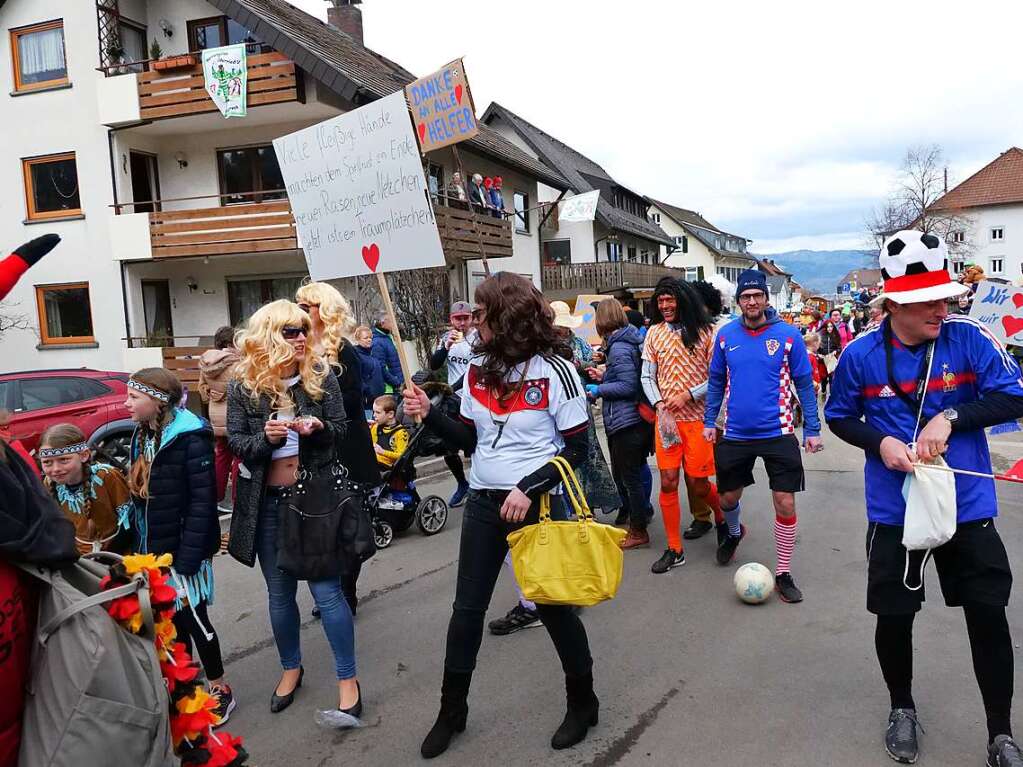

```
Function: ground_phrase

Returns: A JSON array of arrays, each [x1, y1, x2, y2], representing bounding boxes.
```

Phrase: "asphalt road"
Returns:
[[207, 435, 1023, 767]]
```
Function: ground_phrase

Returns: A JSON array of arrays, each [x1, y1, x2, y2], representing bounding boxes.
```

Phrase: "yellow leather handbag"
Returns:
[[505, 456, 627, 607]]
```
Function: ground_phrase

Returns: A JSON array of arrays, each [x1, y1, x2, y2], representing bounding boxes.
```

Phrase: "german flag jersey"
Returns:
[[460, 354, 588, 490]]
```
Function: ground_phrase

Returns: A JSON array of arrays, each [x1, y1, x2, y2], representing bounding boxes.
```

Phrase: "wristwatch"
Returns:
[[942, 407, 959, 424]]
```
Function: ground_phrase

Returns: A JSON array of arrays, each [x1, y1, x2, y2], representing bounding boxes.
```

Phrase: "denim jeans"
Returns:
[[445, 489, 593, 676], [256, 493, 357, 679], [608, 423, 654, 529]]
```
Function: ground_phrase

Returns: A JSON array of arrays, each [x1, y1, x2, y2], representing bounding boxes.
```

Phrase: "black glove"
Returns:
[[13, 233, 60, 266]]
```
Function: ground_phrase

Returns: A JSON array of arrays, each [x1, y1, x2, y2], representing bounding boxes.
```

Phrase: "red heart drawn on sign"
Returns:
[[455, 84, 463, 105], [1012, 293, 1023, 309], [417, 123, 426, 143], [362, 243, 380, 272], [1002, 315, 1023, 338]]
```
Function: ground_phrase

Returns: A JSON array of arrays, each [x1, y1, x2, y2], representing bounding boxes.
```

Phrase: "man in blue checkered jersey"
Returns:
[[826, 230, 1023, 767]]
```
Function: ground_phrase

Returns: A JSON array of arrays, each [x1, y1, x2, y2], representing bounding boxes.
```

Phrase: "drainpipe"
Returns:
[[108, 128, 134, 351]]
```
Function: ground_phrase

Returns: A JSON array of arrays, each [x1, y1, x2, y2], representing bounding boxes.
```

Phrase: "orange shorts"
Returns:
[[655, 418, 716, 477]]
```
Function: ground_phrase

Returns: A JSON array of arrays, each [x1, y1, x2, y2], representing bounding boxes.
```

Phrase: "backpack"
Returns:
[[16, 555, 175, 767]]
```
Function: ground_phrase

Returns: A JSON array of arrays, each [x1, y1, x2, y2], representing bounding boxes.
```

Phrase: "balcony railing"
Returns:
[[541, 261, 684, 294], [137, 51, 299, 121], [434, 203, 513, 261]]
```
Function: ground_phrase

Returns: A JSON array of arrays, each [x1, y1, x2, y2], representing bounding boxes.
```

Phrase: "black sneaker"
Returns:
[[885, 708, 920, 764], [488, 604, 541, 636], [715, 524, 746, 565], [715, 522, 727, 546], [683, 520, 714, 540], [989, 735, 1023, 767], [651, 548, 686, 574], [613, 508, 629, 526], [775, 572, 804, 603], [210, 683, 237, 727]]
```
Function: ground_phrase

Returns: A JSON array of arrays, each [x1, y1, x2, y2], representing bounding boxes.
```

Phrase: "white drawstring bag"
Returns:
[[901, 343, 957, 552]]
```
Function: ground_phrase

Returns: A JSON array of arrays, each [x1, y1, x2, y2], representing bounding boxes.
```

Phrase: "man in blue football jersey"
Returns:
[[827, 230, 1023, 767]]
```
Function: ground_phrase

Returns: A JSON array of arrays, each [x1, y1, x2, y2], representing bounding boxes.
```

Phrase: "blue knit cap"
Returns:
[[735, 269, 767, 299]]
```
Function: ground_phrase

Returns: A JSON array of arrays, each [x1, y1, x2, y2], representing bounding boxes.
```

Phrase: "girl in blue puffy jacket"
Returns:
[[125, 367, 236, 724]]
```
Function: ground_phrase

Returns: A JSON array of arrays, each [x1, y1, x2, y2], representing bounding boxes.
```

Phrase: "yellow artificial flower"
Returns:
[[122, 552, 173, 574]]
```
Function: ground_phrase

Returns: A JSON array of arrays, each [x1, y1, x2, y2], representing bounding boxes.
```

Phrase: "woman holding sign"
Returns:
[[226, 300, 362, 720], [404, 272, 601, 758]]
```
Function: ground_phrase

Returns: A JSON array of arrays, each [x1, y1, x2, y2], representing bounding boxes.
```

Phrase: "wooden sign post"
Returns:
[[272, 90, 448, 399]]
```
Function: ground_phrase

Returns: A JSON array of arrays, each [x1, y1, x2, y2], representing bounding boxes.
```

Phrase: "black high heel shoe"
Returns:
[[270, 666, 304, 713], [338, 681, 362, 719]]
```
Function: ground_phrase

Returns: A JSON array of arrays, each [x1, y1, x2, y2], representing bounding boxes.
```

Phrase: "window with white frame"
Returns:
[[684, 266, 699, 281], [990, 257, 1004, 274], [951, 260, 965, 274], [951, 231, 965, 244], [991, 227, 1004, 241]]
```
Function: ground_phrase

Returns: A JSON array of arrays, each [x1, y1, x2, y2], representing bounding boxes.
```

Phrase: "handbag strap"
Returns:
[[910, 340, 938, 447], [547, 456, 593, 522]]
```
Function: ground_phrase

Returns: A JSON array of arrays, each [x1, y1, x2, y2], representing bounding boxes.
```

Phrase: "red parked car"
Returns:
[[0, 368, 135, 468]]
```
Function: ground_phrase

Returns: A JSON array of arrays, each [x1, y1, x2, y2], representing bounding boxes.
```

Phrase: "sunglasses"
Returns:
[[282, 326, 308, 340], [298, 303, 319, 313], [471, 307, 486, 321]]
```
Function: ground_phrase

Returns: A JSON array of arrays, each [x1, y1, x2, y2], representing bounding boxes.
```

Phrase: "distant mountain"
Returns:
[[755, 250, 878, 294]]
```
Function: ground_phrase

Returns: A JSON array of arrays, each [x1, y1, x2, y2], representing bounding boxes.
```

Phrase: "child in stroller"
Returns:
[[367, 393, 449, 548]]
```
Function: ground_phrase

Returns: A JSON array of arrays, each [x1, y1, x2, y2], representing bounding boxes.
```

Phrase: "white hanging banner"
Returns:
[[558, 190, 600, 223], [202, 44, 247, 118]]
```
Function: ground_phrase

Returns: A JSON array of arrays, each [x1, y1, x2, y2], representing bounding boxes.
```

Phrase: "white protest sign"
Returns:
[[272, 90, 445, 280], [558, 190, 600, 223], [969, 280, 1023, 346]]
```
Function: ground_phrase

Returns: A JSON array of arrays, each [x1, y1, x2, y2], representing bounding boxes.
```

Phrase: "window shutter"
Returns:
[[697, 266, 704, 281]]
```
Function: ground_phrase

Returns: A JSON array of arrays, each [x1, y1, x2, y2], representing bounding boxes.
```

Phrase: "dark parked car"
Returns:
[[0, 368, 135, 468]]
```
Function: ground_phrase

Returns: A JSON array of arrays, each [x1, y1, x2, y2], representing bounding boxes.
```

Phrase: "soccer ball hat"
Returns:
[[872, 229, 968, 306]]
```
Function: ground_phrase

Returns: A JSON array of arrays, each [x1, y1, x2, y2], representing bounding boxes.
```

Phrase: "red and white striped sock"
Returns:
[[775, 513, 797, 575]]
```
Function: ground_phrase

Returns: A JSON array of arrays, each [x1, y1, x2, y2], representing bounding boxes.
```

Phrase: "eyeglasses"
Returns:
[[282, 326, 308, 340], [738, 293, 766, 304], [471, 307, 486, 322], [298, 303, 319, 313]]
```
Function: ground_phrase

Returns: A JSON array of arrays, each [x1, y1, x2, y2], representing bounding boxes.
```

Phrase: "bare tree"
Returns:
[[0, 302, 31, 340], [866, 144, 975, 259], [386, 267, 451, 366]]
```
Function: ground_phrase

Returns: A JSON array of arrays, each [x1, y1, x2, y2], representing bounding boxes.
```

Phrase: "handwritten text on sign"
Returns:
[[405, 59, 479, 153], [272, 90, 445, 280], [969, 280, 1023, 346]]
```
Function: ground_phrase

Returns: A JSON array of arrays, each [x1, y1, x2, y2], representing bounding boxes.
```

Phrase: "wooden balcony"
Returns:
[[434, 204, 513, 261], [149, 199, 297, 259], [137, 51, 299, 121], [542, 261, 685, 296]]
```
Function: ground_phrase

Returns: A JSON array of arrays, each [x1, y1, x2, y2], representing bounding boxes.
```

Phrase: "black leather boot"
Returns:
[[421, 670, 472, 759], [551, 671, 599, 750]]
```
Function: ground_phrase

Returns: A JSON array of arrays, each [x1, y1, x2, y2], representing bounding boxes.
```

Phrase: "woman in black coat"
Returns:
[[297, 282, 381, 614]]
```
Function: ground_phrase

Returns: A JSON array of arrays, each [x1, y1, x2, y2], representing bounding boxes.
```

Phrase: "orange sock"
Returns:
[[659, 490, 682, 553], [706, 482, 723, 524]]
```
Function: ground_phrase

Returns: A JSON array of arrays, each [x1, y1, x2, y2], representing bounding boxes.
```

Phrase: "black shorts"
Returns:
[[865, 519, 1013, 615], [713, 434, 805, 494]]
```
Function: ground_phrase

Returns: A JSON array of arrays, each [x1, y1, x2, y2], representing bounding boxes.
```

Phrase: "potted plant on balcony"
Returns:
[[150, 39, 197, 72], [105, 39, 125, 73]]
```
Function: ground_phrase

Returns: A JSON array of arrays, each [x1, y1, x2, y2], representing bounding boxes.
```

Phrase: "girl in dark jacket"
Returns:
[[296, 282, 380, 614], [586, 299, 652, 546], [355, 326, 386, 416], [226, 300, 361, 720], [124, 367, 234, 723]]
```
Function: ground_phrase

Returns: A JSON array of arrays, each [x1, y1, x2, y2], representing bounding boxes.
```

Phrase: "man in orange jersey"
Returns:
[[641, 278, 723, 574]]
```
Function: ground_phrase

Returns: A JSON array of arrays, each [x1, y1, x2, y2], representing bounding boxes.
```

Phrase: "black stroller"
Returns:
[[367, 415, 450, 548]]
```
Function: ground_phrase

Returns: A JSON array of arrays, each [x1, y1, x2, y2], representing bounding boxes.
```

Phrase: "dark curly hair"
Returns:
[[649, 277, 714, 350], [691, 279, 724, 318], [473, 272, 570, 394]]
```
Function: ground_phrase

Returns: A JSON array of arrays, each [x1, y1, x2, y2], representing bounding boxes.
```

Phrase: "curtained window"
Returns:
[[35, 283, 94, 345], [11, 20, 67, 91]]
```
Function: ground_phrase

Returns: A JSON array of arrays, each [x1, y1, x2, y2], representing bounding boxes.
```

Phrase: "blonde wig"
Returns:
[[234, 299, 328, 408], [295, 281, 356, 367]]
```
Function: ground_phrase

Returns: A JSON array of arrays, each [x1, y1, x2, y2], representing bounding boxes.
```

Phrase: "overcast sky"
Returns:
[[293, 0, 1023, 253]]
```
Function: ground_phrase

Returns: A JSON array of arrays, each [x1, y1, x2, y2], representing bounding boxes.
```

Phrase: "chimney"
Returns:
[[326, 0, 363, 46]]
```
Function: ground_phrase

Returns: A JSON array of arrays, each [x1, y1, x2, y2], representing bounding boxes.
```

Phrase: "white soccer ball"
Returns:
[[880, 230, 948, 280], [733, 562, 775, 604]]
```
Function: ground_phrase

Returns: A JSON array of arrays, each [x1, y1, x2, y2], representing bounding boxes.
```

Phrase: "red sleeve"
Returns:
[[0, 255, 30, 302]]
